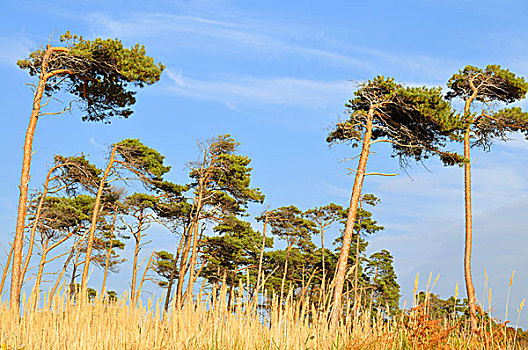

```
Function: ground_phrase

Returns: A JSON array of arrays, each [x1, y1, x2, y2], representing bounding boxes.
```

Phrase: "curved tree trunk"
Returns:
[[0, 243, 14, 297], [130, 211, 144, 305], [19, 163, 63, 298], [253, 211, 268, 301], [31, 237, 50, 310], [464, 126, 478, 332], [353, 202, 363, 318], [185, 221, 201, 303], [330, 107, 374, 326], [164, 231, 186, 311], [10, 45, 70, 311], [81, 145, 117, 292], [10, 46, 53, 311], [135, 252, 154, 305], [101, 206, 119, 297], [176, 222, 194, 309]]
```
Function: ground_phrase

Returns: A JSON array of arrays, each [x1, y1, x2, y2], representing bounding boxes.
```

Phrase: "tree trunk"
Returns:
[[331, 107, 374, 325], [253, 211, 268, 300], [31, 237, 50, 310], [164, 232, 186, 311], [353, 201, 363, 317], [320, 224, 326, 295], [0, 243, 14, 297], [130, 211, 144, 304], [81, 145, 117, 291], [464, 126, 478, 332], [69, 248, 82, 298], [279, 243, 294, 310], [185, 221, 201, 303], [135, 252, 154, 305], [10, 45, 55, 311], [49, 248, 75, 302], [101, 206, 119, 297], [19, 163, 63, 298], [176, 222, 194, 309]]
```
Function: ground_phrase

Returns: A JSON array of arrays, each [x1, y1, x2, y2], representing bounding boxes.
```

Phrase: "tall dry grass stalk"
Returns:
[[0, 282, 524, 349]]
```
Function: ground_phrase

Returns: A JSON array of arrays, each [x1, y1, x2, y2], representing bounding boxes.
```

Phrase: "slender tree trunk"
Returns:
[[10, 46, 55, 311], [185, 221, 201, 302], [69, 249, 82, 298], [353, 201, 363, 317], [0, 243, 14, 297], [130, 212, 144, 304], [464, 126, 478, 332], [176, 222, 194, 308], [279, 243, 293, 310], [254, 211, 268, 300], [320, 223, 326, 298], [49, 249, 75, 302], [31, 237, 50, 310], [101, 206, 119, 297], [19, 164, 63, 298], [331, 107, 374, 325], [164, 232, 186, 311], [135, 252, 154, 305], [81, 145, 117, 291]]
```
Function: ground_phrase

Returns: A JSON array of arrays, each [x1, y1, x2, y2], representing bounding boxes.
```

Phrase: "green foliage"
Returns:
[[446, 65, 528, 103], [201, 216, 271, 288], [152, 251, 178, 288], [106, 290, 118, 302], [54, 154, 102, 194], [115, 139, 171, 180], [18, 32, 164, 122], [415, 291, 466, 320], [366, 249, 400, 314], [189, 135, 264, 219], [304, 203, 346, 229], [261, 206, 317, 247], [327, 76, 460, 165], [444, 65, 528, 151], [35, 195, 95, 232]]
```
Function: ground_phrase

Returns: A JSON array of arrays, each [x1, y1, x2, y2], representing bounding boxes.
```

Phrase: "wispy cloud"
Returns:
[[79, 11, 459, 79], [0, 36, 35, 68], [164, 69, 355, 109]]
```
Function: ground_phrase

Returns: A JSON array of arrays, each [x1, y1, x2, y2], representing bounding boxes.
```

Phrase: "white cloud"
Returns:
[[80, 11, 460, 80], [164, 69, 355, 109], [0, 36, 35, 68]]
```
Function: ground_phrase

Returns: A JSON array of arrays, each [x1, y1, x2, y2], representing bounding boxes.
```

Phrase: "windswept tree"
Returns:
[[262, 206, 317, 305], [175, 135, 264, 307], [29, 195, 95, 308], [327, 77, 458, 324], [12, 32, 163, 309], [304, 203, 345, 292], [122, 193, 160, 305], [366, 249, 400, 315], [444, 65, 528, 331], [16, 154, 101, 298], [200, 216, 269, 308], [81, 139, 172, 291]]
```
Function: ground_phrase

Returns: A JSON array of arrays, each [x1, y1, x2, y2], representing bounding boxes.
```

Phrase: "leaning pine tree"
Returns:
[[12, 32, 163, 310], [444, 65, 528, 332], [327, 76, 460, 325]]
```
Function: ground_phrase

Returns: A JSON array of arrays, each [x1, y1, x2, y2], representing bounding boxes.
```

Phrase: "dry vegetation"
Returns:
[[0, 282, 526, 350]]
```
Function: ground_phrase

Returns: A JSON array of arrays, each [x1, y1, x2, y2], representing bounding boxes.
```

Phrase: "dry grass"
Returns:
[[0, 284, 525, 349]]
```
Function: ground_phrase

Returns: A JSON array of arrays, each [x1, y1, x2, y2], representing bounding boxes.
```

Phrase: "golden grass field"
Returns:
[[0, 280, 526, 350]]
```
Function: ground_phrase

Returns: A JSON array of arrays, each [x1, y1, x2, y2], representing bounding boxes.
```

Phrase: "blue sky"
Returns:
[[1, 0, 528, 327]]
